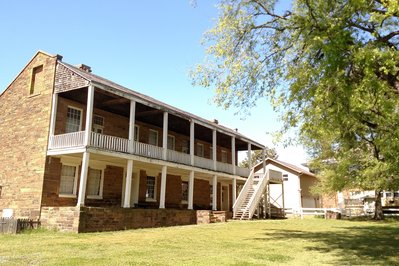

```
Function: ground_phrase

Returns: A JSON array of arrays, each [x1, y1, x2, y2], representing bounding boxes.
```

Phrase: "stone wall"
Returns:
[[0, 52, 58, 219], [40, 206, 80, 232]]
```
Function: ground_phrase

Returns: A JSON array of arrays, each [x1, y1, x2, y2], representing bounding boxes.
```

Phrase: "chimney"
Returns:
[[213, 119, 219, 124], [76, 64, 92, 73]]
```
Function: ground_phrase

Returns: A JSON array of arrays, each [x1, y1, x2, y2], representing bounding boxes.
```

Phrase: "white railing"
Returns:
[[247, 172, 268, 219], [233, 168, 255, 217], [134, 141, 163, 160], [48, 131, 85, 149], [297, 208, 341, 219], [90, 132, 129, 153], [216, 161, 234, 174], [167, 149, 191, 165], [236, 167, 250, 177], [194, 156, 213, 170]]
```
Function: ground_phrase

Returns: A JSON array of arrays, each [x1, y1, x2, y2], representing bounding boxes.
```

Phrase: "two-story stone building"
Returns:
[[0, 51, 266, 232]]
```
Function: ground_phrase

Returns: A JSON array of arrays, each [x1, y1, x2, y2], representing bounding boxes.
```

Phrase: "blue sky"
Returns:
[[0, 1, 306, 165]]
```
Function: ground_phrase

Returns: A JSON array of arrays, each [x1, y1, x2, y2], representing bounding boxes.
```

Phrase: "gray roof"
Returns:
[[255, 158, 316, 177], [58, 61, 265, 149]]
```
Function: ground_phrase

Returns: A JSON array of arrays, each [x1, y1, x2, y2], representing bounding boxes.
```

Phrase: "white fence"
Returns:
[[48, 131, 85, 149], [91, 132, 129, 153]]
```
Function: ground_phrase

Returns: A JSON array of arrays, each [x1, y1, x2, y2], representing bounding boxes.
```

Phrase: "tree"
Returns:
[[192, 0, 399, 219], [239, 148, 278, 168]]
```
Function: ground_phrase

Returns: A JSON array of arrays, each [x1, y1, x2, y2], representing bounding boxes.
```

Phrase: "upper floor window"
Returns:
[[30, 65, 44, 95], [92, 115, 104, 134], [87, 168, 104, 199], [221, 150, 228, 163], [59, 164, 78, 197], [210, 147, 213, 160], [134, 125, 139, 141], [66, 107, 82, 133], [182, 140, 189, 154], [146, 176, 157, 201], [167, 135, 175, 150], [196, 143, 204, 157], [148, 129, 158, 146]]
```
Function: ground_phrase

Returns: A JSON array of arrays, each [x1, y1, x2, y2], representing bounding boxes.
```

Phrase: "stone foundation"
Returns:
[[40, 207, 228, 233]]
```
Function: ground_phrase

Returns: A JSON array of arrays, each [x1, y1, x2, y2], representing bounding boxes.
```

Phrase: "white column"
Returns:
[[162, 112, 168, 160], [159, 165, 167, 208], [77, 151, 90, 206], [128, 100, 136, 153], [262, 148, 266, 173], [188, 171, 194, 210], [212, 175, 217, 211], [232, 177, 237, 203], [212, 129, 217, 170], [231, 136, 236, 175], [190, 120, 195, 165], [49, 93, 58, 136], [247, 143, 252, 170], [84, 85, 95, 146], [123, 160, 133, 208]]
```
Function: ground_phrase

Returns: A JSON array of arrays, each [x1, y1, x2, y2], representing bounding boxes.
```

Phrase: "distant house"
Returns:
[[0, 51, 266, 232]]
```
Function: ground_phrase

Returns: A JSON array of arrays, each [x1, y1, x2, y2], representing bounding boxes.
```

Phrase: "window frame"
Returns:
[[148, 129, 159, 146], [145, 176, 157, 202], [167, 134, 175, 150], [181, 139, 189, 154], [134, 125, 139, 141], [86, 167, 105, 199], [221, 149, 228, 163], [92, 114, 104, 134], [196, 143, 204, 157], [59, 164, 79, 198], [65, 106, 83, 133]]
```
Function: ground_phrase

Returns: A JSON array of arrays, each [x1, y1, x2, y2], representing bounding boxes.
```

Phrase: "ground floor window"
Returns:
[[182, 181, 189, 202], [146, 176, 157, 201], [87, 168, 103, 198], [59, 165, 78, 197]]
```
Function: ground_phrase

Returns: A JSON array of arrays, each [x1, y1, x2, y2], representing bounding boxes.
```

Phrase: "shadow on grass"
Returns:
[[254, 224, 399, 265]]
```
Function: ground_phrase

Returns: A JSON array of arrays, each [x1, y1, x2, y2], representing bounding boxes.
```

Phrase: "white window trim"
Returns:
[[87, 163, 106, 199], [145, 175, 157, 202], [148, 129, 159, 146], [167, 134, 175, 150], [59, 163, 79, 198], [66, 106, 83, 132], [181, 139, 189, 154], [92, 114, 104, 134], [196, 143, 204, 157], [134, 125, 140, 141], [221, 149, 228, 163]]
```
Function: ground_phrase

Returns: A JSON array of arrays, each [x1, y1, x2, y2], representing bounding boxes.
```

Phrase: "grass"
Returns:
[[0, 218, 398, 265]]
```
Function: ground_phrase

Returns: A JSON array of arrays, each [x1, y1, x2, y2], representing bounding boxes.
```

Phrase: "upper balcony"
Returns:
[[47, 72, 265, 178]]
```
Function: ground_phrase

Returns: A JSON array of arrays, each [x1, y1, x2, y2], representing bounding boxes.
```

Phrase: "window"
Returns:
[[148, 129, 158, 146], [210, 147, 213, 160], [92, 115, 104, 134], [146, 176, 157, 201], [59, 165, 78, 197], [221, 150, 228, 163], [182, 140, 189, 154], [66, 107, 82, 133], [87, 168, 103, 198], [394, 191, 399, 198], [196, 143, 204, 157], [182, 181, 189, 202], [134, 125, 139, 141], [30, 65, 44, 95], [385, 191, 393, 198], [167, 135, 175, 150]]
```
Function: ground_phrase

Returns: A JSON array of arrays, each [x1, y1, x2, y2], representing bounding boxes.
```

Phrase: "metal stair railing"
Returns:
[[233, 168, 255, 218]]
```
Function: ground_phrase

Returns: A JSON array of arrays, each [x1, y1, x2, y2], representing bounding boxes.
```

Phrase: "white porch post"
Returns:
[[77, 151, 90, 206], [188, 171, 194, 210], [159, 165, 167, 208], [190, 120, 195, 165], [262, 148, 266, 173], [123, 159, 133, 208], [128, 100, 136, 153], [162, 112, 168, 160], [212, 129, 217, 170], [247, 143, 252, 170], [49, 93, 58, 136], [232, 177, 237, 203], [212, 175, 217, 211], [231, 136, 236, 175], [84, 85, 95, 146]]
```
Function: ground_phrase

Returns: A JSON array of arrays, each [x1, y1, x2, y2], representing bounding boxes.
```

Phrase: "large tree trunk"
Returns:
[[373, 190, 384, 220]]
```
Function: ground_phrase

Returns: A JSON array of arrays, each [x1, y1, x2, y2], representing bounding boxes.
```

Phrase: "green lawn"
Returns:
[[1, 218, 398, 265]]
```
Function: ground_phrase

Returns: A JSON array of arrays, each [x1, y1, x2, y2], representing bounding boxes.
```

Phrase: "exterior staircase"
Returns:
[[233, 170, 269, 220]]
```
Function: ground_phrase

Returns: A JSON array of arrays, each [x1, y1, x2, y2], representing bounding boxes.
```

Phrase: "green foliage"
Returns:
[[239, 148, 278, 168], [192, 0, 399, 214]]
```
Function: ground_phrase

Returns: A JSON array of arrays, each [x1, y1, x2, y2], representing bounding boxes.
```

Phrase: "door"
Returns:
[[221, 185, 229, 211]]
